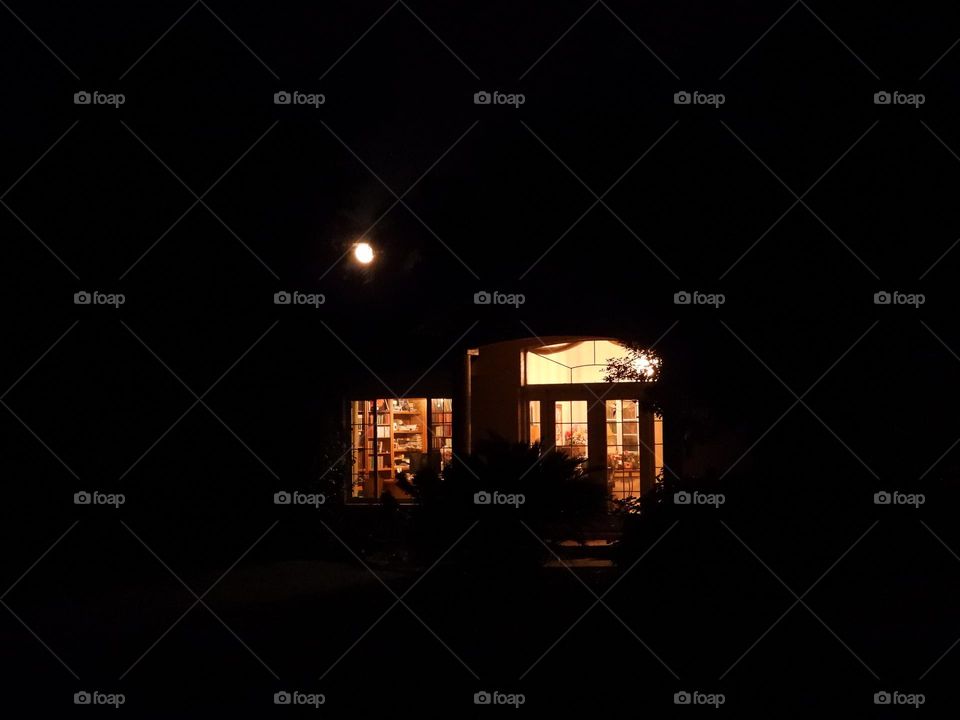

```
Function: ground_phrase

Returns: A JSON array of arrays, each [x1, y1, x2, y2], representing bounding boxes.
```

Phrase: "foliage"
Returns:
[[395, 438, 609, 566], [311, 428, 352, 504], [603, 342, 662, 383]]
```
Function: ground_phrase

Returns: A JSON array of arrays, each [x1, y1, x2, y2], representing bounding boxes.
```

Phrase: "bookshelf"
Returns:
[[430, 397, 453, 469], [388, 398, 426, 492], [351, 398, 428, 500]]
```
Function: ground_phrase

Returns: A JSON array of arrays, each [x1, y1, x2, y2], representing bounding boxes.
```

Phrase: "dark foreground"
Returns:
[[2, 494, 958, 717]]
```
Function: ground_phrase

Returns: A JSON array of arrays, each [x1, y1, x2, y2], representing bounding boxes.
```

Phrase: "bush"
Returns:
[[395, 438, 609, 567]]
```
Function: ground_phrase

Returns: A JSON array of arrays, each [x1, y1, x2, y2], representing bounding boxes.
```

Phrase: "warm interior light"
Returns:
[[525, 340, 661, 384], [631, 352, 661, 379], [354, 242, 374, 264]]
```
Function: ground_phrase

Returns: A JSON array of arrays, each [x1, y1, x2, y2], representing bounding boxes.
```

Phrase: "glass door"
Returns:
[[606, 399, 641, 499]]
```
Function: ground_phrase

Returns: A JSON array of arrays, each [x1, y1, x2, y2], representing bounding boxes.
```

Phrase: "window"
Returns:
[[349, 398, 449, 501], [555, 400, 588, 459], [525, 339, 658, 385], [430, 398, 453, 471], [528, 401, 541, 445], [349, 400, 391, 500], [654, 412, 664, 481], [606, 400, 641, 499]]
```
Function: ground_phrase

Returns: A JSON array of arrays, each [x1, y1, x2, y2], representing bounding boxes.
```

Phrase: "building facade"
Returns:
[[345, 336, 662, 503]]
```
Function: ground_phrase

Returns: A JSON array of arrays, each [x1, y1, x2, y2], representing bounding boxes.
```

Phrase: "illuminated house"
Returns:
[[346, 336, 663, 503]]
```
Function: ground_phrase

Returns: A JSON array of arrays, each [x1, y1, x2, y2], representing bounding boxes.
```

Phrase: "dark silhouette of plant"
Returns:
[[397, 437, 608, 567], [603, 342, 662, 383]]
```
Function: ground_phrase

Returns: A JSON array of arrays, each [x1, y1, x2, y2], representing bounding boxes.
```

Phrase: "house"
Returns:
[[344, 336, 663, 503]]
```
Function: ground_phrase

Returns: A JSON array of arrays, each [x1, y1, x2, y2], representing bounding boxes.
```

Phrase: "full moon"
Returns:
[[354, 242, 374, 264]]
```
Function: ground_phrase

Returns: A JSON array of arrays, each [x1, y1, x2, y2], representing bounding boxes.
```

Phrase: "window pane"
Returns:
[[606, 399, 642, 500], [525, 340, 659, 385], [350, 398, 436, 501], [654, 413, 664, 481], [555, 400, 588, 459], [430, 398, 454, 470], [528, 401, 541, 445]]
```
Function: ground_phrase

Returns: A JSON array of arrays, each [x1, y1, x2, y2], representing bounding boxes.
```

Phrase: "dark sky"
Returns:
[[5, 7, 960, 714], [2, 1, 959, 484]]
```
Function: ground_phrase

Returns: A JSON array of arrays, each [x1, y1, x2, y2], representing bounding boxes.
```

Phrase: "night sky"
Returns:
[[3, 1, 960, 712], [4, 1, 958, 476]]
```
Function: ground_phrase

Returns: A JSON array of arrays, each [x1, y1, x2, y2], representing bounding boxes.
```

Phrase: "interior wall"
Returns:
[[469, 340, 526, 446]]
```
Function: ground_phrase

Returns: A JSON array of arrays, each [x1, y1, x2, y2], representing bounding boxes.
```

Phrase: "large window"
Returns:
[[605, 401, 665, 499], [350, 400, 390, 500], [525, 339, 657, 385], [606, 400, 641, 499], [350, 398, 451, 501], [555, 400, 588, 459]]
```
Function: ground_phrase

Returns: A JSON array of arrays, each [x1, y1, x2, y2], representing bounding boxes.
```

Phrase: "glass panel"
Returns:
[[555, 400, 588, 459], [387, 398, 424, 500], [349, 399, 392, 499], [351, 398, 438, 501], [654, 413, 664, 481], [350, 400, 370, 498], [430, 398, 454, 470], [528, 400, 541, 445], [606, 399, 642, 500], [526, 351, 571, 384], [526, 339, 644, 385]]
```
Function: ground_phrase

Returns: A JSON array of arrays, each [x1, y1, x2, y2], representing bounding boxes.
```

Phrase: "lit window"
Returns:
[[430, 398, 453, 470], [606, 400, 641, 500], [528, 401, 541, 445], [349, 400, 392, 499], [349, 398, 450, 501], [555, 400, 588, 459], [654, 413, 664, 481], [525, 339, 659, 384]]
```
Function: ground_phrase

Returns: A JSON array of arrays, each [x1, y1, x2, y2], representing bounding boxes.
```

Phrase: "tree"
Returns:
[[602, 342, 662, 383]]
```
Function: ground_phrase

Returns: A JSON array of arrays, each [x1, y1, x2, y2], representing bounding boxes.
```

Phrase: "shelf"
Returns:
[[354, 398, 429, 495]]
